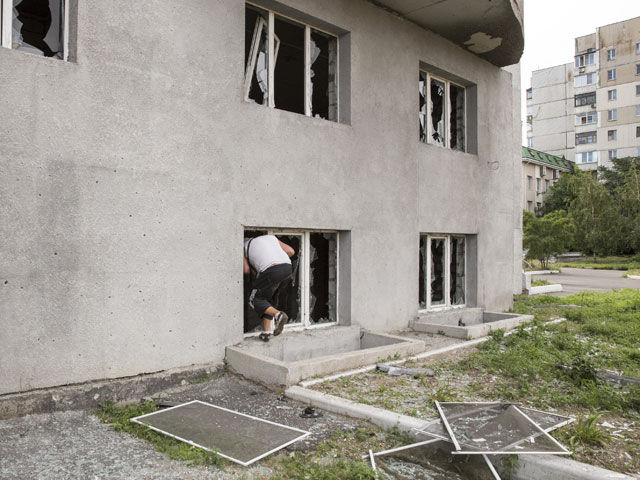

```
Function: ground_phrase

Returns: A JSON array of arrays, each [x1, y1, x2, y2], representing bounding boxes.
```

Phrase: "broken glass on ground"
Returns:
[[434, 402, 571, 455], [131, 400, 310, 466], [371, 440, 500, 480], [12, 0, 64, 58], [376, 364, 435, 377]]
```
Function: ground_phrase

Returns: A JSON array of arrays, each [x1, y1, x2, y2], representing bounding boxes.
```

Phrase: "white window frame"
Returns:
[[608, 89, 616, 101], [636, 106, 640, 117], [607, 48, 616, 60], [608, 150, 617, 161], [608, 69, 616, 81], [576, 112, 597, 125], [244, 2, 339, 120], [244, 229, 339, 337], [608, 109, 617, 121], [608, 129, 617, 141], [1, 0, 69, 61], [421, 235, 467, 312], [420, 70, 467, 152]]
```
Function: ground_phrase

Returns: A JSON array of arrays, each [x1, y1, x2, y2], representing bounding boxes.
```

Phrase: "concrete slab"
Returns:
[[226, 327, 425, 386], [411, 309, 534, 339], [528, 284, 563, 295]]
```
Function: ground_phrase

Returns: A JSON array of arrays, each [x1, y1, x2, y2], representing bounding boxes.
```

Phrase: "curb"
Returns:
[[528, 284, 563, 295], [285, 387, 633, 480]]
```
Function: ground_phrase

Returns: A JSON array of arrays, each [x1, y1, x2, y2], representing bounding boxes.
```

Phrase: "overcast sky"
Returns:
[[520, 1, 640, 143]]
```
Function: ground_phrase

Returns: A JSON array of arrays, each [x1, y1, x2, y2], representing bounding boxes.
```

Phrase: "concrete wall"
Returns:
[[0, 0, 522, 395]]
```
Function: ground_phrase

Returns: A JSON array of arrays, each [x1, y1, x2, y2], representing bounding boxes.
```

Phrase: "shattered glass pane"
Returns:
[[131, 401, 309, 466], [309, 232, 337, 324], [419, 71, 427, 143], [245, 5, 270, 105], [374, 441, 498, 480], [274, 15, 305, 115], [12, 0, 64, 59], [310, 29, 338, 121], [272, 234, 302, 325], [430, 78, 446, 147], [450, 237, 465, 306], [450, 83, 465, 151], [438, 403, 569, 454], [518, 407, 570, 432], [419, 235, 427, 309], [430, 238, 445, 306]]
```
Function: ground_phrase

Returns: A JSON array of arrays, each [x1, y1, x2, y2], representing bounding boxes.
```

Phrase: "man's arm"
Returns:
[[278, 240, 295, 258], [243, 252, 250, 275]]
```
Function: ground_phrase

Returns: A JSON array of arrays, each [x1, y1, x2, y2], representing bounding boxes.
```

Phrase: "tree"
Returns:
[[617, 163, 640, 252], [598, 156, 640, 196], [569, 169, 621, 261], [541, 172, 578, 215], [523, 209, 575, 269]]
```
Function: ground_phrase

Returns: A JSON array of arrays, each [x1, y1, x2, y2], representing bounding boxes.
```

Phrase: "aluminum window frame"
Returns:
[[1, 0, 70, 60], [244, 228, 340, 337], [421, 234, 467, 312], [420, 70, 467, 152], [244, 1, 339, 121]]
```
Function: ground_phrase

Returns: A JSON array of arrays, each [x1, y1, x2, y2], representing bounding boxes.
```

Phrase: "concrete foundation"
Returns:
[[226, 326, 424, 385], [410, 308, 533, 339]]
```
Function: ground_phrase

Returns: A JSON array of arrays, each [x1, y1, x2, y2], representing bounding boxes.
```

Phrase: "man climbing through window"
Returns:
[[244, 235, 294, 342]]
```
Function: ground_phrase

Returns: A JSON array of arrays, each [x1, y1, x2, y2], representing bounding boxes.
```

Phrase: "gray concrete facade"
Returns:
[[0, 0, 523, 395]]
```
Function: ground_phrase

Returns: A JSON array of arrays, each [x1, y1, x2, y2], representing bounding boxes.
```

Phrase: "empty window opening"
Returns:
[[244, 229, 338, 335], [244, 3, 339, 122], [419, 235, 466, 310], [1, 0, 67, 59]]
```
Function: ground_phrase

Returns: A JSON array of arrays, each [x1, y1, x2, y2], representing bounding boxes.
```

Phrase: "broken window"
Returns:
[[244, 3, 338, 122], [420, 234, 467, 310], [1, 0, 66, 59], [419, 70, 466, 151], [244, 229, 338, 334]]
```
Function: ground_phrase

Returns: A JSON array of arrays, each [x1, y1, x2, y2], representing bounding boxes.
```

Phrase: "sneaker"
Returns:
[[258, 332, 270, 342], [273, 312, 288, 336]]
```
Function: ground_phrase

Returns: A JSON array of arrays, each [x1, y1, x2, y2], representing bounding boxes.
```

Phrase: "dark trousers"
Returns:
[[249, 263, 292, 318]]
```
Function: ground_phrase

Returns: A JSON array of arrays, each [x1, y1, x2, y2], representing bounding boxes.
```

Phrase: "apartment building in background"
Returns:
[[526, 16, 640, 171], [522, 147, 574, 214]]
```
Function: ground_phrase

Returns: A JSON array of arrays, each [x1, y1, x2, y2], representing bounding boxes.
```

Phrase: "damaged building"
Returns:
[[0, 0, 525, 399]]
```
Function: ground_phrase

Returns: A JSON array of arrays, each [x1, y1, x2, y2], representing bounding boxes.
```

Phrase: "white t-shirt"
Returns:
[[244, 235, 291, 273]]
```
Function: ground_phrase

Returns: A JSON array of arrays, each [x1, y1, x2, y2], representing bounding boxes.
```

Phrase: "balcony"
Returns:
[[370, 0, 524, 66]]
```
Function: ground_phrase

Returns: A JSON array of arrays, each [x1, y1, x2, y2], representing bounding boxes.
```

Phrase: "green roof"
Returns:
[[522, 147, 574, 171]]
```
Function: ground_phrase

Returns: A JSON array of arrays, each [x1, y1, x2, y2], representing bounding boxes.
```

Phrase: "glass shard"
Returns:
[[430, 238, 445, 306], [449, 83, 465, 151], [12, 0, 64, 58], [310, 29, 338, 121], [419, 235, 427, 309], [450, 237, 465, 306], [245, 5, 270, 105], [419, 71, 427, 143], [430, 78, 446, 147], [437, 403, 570, 454], [373, 440, 499, 480], [309, 232, 337, 324], [131, 401, 309, 466]]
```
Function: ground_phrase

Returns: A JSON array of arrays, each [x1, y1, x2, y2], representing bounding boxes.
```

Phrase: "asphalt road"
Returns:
[[532, 267, 640, 297]]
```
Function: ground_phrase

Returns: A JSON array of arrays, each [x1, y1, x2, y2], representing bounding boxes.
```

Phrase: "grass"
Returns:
[[96, 401, 226, 468], [623, 269, 640, 278], [531, 279, 551, 286], [551, 255, 640, 271], [312, 289, 640, 475]]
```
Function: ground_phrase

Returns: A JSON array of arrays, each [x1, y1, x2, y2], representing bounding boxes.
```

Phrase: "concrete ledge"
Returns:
[[285, 386, 634, 480], [527, 270, 560, 275], [627, 274, 640, 280], [528, 284, 563, 295], [227, 331, 424, 386], [0, 363, 224, 420]]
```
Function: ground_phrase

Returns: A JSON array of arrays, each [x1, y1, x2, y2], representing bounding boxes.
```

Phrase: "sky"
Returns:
[[520, 0, 640, 144]]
